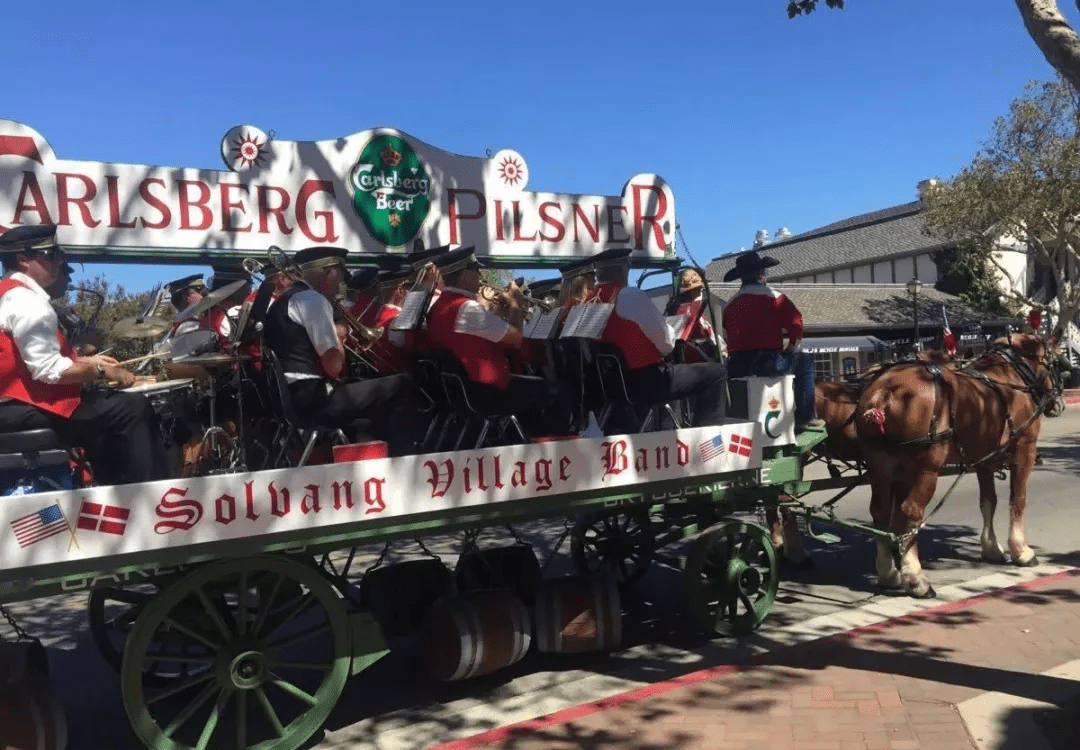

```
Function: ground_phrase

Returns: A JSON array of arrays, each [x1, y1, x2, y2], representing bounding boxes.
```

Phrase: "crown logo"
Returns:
[[381, 145, 402, 167], [768, 397, 780, 409]]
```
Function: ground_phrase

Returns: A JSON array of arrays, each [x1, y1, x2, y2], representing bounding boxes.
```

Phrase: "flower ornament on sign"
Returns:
[[220, 125, 272, 172]]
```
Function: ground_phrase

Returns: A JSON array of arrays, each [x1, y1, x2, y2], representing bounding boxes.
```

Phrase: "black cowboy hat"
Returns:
[[722, 250, 780, 282]]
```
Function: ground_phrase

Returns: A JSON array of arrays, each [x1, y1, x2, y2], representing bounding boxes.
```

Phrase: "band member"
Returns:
[[526, 278, 561, 312], [207, 265, 252, 342], [0, 225, 171, 484], [427, 246, 569, 436], [665, 267, 722, 361], [722, 250, 823, 429], [262, 246, 410, 445], [588, 247, 727, 427], [164, 274, 209, 337], [557, 257, 596, 315], [46, 261, 105, 356]]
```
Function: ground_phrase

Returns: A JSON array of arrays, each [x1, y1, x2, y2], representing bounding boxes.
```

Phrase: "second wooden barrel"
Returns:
[[534, 575, 622, 654], [421, 591, 531, 681]]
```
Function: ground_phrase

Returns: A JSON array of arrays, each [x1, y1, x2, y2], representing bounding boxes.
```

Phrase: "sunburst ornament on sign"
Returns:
[[220, 125, 272, 172]]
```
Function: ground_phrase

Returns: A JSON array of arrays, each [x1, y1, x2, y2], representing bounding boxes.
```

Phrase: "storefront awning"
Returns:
[[801, 336, 889, 354]]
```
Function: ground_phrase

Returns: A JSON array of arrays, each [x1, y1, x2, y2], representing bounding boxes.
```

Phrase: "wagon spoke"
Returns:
[[236, 570, 249, 636], [269, 658, 334, 672], [251, 573, 285, 635], [261, 591, 316, 640], [163, 616, 222, 651], [147, 672, 215, 706], [739, 592, 755, 617], [255, 686, 285, 737], [193, 687, 231, 750], [235, 689, 248, 749], [267, 620, 330, 651], [270, 672, 319, 706], [195, 587, 233, 641], [162, 681, 220, 738]]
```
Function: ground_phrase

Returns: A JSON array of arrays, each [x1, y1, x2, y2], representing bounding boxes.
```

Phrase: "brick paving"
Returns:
[[436, 569, 1080, 750]]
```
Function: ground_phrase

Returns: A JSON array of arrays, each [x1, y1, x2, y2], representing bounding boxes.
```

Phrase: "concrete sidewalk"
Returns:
[[435, 569, 1080, 750]]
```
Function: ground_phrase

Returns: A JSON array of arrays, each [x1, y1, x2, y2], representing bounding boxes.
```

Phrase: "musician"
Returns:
[[557, 257, 596, 315], [207, 265, 252, 343], [246, 264, 287, 305], [665, 267, 722, 361], [427, 246, 570, 436], [721, 250, 824, 429], [0, 225, 171, 484], [588, 247, 728, 426], [46, 260, 105, 356], [165, 274, 208, 338], [526, 278, 561, 311], [262, 246, 409, 445]]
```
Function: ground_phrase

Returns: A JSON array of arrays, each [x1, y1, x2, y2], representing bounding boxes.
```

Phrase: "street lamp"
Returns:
[[906, 278, 923, 352]]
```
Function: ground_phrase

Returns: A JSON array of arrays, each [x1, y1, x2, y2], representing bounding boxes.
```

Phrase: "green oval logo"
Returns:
[[350, 134, 431, 247]]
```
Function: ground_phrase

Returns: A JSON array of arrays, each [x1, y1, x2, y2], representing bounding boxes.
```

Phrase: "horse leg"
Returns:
[[764, 506, 785, 552], [896, 470, 940, 598], [780, 508, 811, 567], [869, 466, 902, 589], [977, 468, 1007, 563], [1008, 442, 1039, 567]]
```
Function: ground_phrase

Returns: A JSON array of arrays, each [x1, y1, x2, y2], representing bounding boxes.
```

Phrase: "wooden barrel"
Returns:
[[534, 575, 622, 654], [0, 641, 66, 750], [357, 559, 455, 639], [421, 591, 531, 681], [455, 545, 542, 605]]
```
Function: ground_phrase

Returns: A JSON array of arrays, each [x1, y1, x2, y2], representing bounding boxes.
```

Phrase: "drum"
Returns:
[[168, 329, 218, 361], [122, 378, 198, 421]]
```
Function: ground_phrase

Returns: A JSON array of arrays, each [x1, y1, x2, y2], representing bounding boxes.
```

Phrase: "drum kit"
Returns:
[[108, 281, 256, 477]]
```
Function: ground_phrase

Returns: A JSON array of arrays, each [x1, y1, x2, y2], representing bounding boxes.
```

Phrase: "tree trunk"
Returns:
[[1016, 0, 1080, 91]]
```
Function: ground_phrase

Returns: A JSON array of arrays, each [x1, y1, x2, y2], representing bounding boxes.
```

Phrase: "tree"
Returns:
[[788, 1, 1080, 96], [61, 275, 162, 362], [919, 78, 1080, 338]]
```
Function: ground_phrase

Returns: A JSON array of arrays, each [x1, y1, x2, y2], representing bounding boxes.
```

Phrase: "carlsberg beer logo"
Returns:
[[350, 134, 431, 247]]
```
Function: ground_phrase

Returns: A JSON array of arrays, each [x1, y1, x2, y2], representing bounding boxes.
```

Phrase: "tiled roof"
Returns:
[[707, 283, 1004, 332], [706, 200, 953, 282]]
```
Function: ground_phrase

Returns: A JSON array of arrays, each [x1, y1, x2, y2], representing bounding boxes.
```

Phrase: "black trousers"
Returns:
[[625, 361, 728, 427], [0, 391, 173, 486], [288, 374, 411, 443], [507, 374, 573, 437]]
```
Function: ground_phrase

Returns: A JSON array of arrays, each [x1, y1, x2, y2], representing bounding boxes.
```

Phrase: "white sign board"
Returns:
[[0, 120, 676, 261]]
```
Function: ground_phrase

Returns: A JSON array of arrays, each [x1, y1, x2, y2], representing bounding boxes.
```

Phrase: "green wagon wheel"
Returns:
[[571, 510, 656, 583], [684, 521, 779, 637], [122, 556, 349, 750]]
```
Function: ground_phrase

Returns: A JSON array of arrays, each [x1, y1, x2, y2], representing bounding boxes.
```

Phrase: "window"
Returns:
[[813, 352, 834, 382]]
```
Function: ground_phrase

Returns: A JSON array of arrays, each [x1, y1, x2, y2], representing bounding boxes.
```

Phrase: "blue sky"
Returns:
[[7, 0, 1077, 293]]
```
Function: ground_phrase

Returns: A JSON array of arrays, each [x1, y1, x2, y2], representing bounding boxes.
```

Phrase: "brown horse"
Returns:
[[854, 334, 1061, 598]]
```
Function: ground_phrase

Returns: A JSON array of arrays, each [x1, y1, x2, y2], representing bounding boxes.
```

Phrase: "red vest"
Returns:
[[592, 282, 663, 370], [674, 296, 714, 342], [361, 304, 409, 373], [428, 290, 511, 390], [0, 279, 82, 417]]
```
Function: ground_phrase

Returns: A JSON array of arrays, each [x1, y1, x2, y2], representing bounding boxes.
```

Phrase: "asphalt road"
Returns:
[[9, 409, 1080, 750]]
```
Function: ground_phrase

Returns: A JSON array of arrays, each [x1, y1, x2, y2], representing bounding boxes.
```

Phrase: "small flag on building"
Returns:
[[728, 434, 753, 457], [77, 501, 129, 536], [942, 304, 957, 355], [11, 502, 69, 548], [699, 434, 726, 463]]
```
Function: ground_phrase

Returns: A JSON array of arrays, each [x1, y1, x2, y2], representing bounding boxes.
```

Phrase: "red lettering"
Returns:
[[475, 456, 489, 491], [654, 446, 670, 469], [677, 440, 690, 466], [364, 478, 386, 514], [447, 188, 485, 245], [607, 205, 630, 244], [220, 183, 252, 233], [635, 448, 648, 472], [494, 199, 505, 241], [538, 201, 565, 242], [559, 456, 571, 481], [534, 459, 552, 491], [296, 179, 338, 242], [154, 487, 203, 534], [244, 481, 259, 520], [106, 176, 136, 228], [632, 184, 668, 250], [301, 484, 321, 514], [424, 459, 454, 499], [492, 455, 505, 489], [215, 493, 236, 524], [139, 178, 171, 229], [257, 185, 293, 235], [572, 204, 600, 243], [12, 172, 53, 225], [511, 461, 527, 488], [511, 200, 536, 241], [331, 481, 354, 510], [55, 172, 100, 228], [179, 180, 212, 230], [269, 482, 290, 517], [601, 440, 629, 479]]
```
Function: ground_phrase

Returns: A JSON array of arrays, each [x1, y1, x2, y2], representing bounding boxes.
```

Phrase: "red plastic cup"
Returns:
[[333, 441, 389, 463]]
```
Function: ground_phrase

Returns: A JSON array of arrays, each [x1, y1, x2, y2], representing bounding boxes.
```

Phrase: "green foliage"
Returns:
[[932, 247, 1017, 317], [61, 274, 167, 361], [786, 0, 844, 19]]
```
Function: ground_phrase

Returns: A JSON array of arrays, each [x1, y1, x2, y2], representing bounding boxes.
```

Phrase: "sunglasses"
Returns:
[[29, 246, 63, 263]]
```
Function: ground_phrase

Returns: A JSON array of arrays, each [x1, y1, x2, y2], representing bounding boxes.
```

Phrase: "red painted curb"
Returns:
[[430, 567, 1080, 750]]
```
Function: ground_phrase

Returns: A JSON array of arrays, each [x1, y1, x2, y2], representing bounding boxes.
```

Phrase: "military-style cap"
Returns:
[[559, 256, 596, 279], [378, 267, 413, 288], [166, 274, 206, 294], [0, 225, 63, 254], [293, 246, 348, 271], [407, 244, 450, 269], [589, 247, 634, 269], [346, 267, 380, 291], [433, 246, 484, 275], [209, 265, 251, 291], [527, 278, 562, 298]]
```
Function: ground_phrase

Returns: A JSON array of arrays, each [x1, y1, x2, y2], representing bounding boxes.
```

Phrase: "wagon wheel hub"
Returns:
[[724, 558, 761, 597], [229, 649, 269, 690]]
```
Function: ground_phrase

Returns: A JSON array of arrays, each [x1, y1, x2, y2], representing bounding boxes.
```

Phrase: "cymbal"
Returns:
[[113, 316, 170, 339], [173, 279, 249, 323]]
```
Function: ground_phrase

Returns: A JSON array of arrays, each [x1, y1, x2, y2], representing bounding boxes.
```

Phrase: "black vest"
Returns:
[[263, 284, 323, 377]]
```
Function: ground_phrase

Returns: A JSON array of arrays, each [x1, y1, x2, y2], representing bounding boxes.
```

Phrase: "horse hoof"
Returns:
[[1014, 554, 1040, 568], [907, 582, 937, 599], [981, 551, 1008, 565]]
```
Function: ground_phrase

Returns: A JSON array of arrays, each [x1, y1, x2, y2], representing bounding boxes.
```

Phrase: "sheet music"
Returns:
[[573, 304, 613, 340], [559, 305, 587, 338], [666, 313, 690, 340], [391, 291, 428, 331], [526, 310, 561, 340]]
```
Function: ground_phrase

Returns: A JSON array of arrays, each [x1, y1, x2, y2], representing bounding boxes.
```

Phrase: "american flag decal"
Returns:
[[77, 501, 129, 536], [699, 435, 725, 463], [728, 434, 753, 457], [11, 503, 68, 548]]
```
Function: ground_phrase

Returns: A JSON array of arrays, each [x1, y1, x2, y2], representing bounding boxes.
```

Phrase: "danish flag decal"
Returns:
[[728, 434, 753, 457]]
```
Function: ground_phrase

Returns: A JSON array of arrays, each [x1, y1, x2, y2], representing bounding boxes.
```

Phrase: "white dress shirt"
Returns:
[[285, 289, 339, 382], [445, 287, 510, 343], [0, 271, 74, 383], [614, 286, 675, 356]]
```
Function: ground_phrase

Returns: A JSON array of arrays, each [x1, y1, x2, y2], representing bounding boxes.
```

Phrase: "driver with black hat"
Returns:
[[721, 250, 823, 429], [262, 246, 410, 447], [0, 225, 172, 484]]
